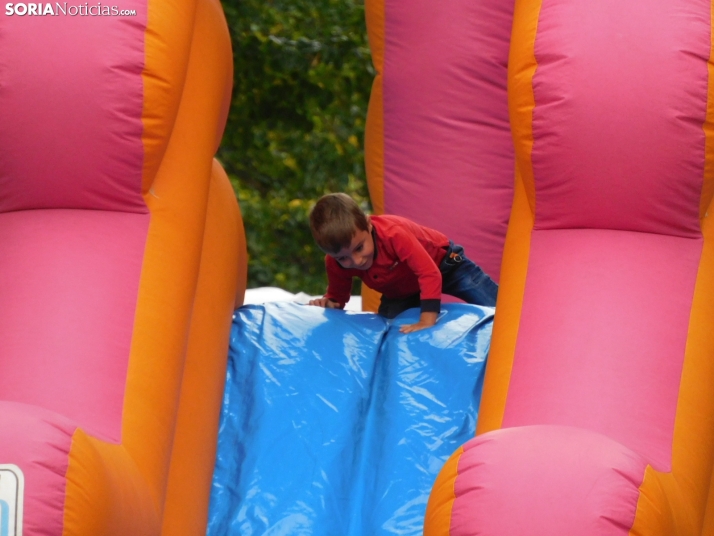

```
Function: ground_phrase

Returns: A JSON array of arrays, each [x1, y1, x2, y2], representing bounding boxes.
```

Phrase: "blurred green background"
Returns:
[[218, 0, 373, 295]]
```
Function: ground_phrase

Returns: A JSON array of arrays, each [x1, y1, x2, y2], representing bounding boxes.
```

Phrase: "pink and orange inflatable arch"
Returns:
[[0, 0, 245, 533], [4, 0, 714, 533], [365, 0, 714, 534]]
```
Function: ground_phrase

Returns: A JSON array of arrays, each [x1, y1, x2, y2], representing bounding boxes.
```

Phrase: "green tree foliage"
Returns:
[[219, 0, 373, 295]]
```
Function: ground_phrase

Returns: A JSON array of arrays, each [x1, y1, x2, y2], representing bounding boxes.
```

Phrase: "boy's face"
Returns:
[[329, 221, 374, 270]]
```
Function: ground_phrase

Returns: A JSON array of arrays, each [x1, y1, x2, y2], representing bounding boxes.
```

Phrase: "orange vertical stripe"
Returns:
[[508, 0, 541, 216], [701, 3, 714, 220], [140, 0, 197, 194], [161, 160, 245, 536], [476, 169, 533, 435], [700, 461, 714, 534], [363, 0, 385, 312], [365, 0, 385, 76], [365, 76, 385, 216], [362, 78, 385, 310], [424, 446, 464, 536], [364, 0, 385, 217], [361, 285, 381, 313]]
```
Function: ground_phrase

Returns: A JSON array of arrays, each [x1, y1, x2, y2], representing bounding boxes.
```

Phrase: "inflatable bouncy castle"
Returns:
[[361, 0, 714, 533], [0, 0, 246, 533], [5, 0, 714, 533], [211, 0, 714, 533]]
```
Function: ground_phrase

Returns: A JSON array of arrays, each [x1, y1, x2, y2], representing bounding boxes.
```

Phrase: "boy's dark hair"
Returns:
[[309, 193, 369, 254]]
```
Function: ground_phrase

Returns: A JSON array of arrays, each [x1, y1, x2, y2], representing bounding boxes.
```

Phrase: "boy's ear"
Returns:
[[366, 215, 372, 231]]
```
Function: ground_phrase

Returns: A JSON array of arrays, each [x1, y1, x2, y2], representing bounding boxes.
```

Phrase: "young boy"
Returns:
[[308, 193, 498, 333]]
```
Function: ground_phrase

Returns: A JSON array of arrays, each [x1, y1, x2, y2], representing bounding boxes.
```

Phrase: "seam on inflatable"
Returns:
[[701, 1, 714, 221]]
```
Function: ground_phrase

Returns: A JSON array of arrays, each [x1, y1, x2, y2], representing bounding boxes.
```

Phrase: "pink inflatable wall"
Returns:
[[364, 0, 714, 534], [364, 0, 515, 286]]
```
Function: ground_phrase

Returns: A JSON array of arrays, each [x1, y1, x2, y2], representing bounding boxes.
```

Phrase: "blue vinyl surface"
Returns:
[[207, 302, 493, 536]]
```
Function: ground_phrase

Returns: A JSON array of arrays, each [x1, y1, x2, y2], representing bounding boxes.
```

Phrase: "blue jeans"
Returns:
[[378, 242, 498, 319]]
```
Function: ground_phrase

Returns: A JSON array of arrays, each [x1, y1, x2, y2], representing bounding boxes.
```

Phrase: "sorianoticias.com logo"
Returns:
[[5, 2, 137, 15]]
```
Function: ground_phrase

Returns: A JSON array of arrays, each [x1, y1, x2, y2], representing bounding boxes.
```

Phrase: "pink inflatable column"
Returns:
[[364, 0, 516, 290], [426, 0, 714, 534]]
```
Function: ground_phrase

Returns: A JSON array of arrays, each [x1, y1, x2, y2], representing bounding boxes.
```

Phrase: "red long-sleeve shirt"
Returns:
[[324, 215, 449, 312]]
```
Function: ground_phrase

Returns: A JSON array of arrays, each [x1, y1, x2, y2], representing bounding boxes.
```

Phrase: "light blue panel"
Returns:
[[353, 305, 491, 535], [208, 302, 493, 536], [208, 303, 388, 536]]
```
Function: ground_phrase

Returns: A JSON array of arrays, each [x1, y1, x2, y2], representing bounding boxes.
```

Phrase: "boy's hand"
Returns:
[[308, 297, 341, 309], [399, 312, 438, 334]]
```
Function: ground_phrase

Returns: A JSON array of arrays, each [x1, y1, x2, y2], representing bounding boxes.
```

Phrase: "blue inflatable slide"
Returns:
[[207, 302, 493, 535]]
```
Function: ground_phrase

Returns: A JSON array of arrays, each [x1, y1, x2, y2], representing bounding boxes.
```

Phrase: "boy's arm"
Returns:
[[308, 255, 351, 309], [389, 230, 443, 332]]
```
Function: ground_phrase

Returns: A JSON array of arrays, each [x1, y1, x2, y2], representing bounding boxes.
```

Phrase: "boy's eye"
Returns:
[[355, 244, 363, 252]]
